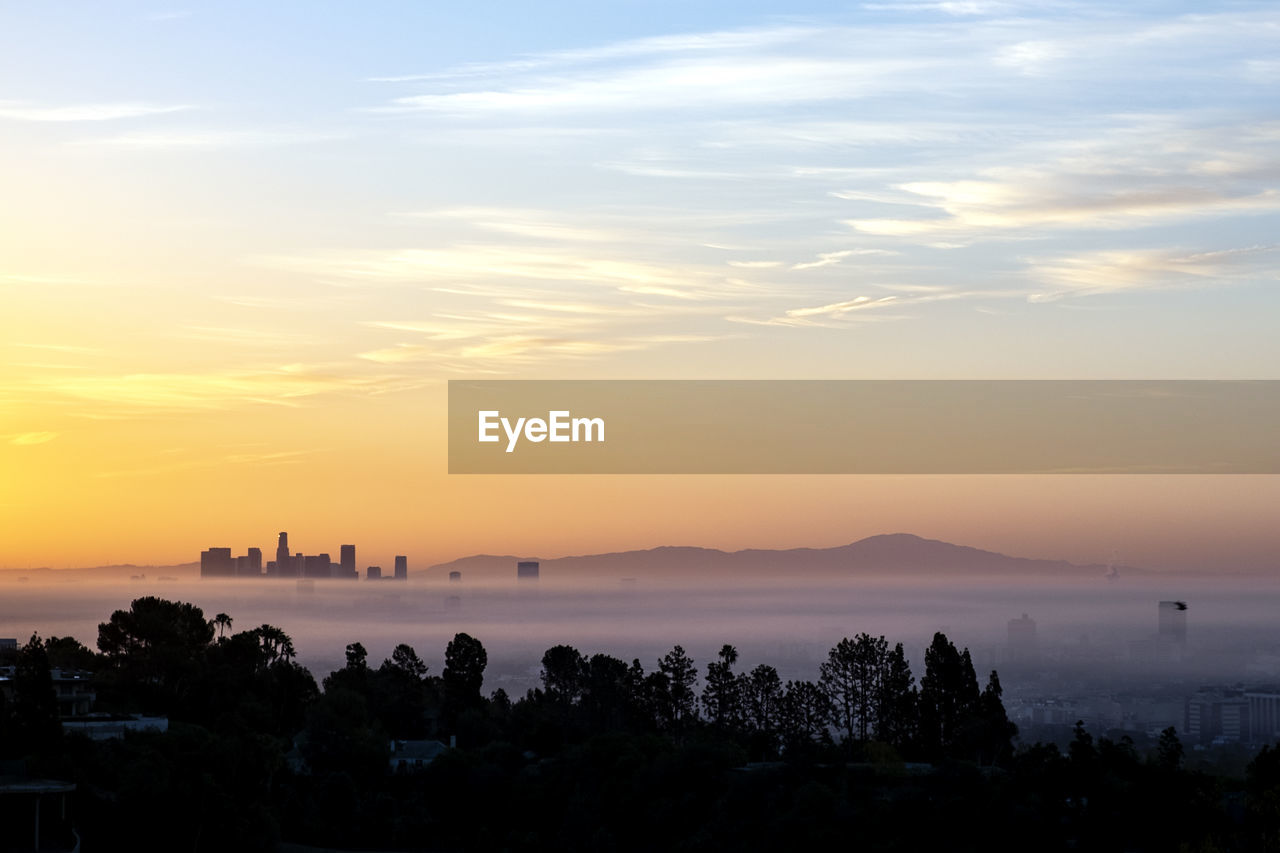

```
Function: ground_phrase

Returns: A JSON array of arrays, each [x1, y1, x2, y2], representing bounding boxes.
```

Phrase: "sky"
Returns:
[[1, 1, 1278, 572]]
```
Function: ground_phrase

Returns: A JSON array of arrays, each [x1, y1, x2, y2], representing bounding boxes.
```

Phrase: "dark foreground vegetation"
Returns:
[[3, 596, 1280, 851]]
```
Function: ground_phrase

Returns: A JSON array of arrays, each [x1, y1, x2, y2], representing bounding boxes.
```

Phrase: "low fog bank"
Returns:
[[3, 572, 1279, 702]]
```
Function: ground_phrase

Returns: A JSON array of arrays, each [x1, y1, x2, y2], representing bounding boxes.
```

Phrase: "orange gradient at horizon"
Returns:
[[3, 386, 1279, 573]]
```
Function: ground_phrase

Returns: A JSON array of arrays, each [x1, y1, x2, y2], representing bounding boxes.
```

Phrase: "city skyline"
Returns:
[[200, 531, 410, 580]]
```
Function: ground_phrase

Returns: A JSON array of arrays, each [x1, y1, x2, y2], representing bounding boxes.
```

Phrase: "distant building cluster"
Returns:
[[201, 531, 409, 581]]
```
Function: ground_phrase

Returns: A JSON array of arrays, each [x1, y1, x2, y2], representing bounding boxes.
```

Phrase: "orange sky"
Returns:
[[3, 4, 1279, 573]]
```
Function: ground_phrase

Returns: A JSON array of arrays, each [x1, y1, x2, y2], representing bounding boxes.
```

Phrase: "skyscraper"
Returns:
[[517, 560, 540, 581], [200, 547, 234, 578], [276, 532, 291, 577], [394, 555, 408, 581], [1007, 613, 1038, 663], [304, 554, 332, 578], [340, 544, 356, 579], [238, 547, 262, 577]]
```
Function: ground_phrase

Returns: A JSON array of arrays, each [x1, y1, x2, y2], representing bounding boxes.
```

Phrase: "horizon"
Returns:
[[0, 529, 1265, 576]]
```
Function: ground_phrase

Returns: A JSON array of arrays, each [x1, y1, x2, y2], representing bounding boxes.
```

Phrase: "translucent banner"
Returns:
[[447, 380, 1280, 474]]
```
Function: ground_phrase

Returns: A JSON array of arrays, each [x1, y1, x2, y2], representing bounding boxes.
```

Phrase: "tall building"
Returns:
[[1247, 690, 1280, 743], [394, 555, 408, 581], [517, 560, 540, 581], [367, 566, 382, 580], [200, 547, 234, 578], [1007, 613, 1038, 663], [276, 532, 292, 577], [1186, 689, 1249, 744], [340, 544, 357, 579], [304, 554, 332, 578], [236, 547, 262, 577], [1159, 600, 1188, 645]]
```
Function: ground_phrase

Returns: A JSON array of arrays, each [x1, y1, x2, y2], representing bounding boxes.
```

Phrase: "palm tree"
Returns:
[[213, 613, 232, 641]]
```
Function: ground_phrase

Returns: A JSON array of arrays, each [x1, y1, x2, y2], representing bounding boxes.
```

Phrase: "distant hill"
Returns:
[[0, 562, 198, 583], [420, 533, 1128, 582]]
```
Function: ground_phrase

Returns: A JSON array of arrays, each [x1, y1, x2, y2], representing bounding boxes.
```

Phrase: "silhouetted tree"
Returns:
[[302, 687, 388, 781], [252, 624, 297, 663], [821, 635, 886, 743], [1246, 742, 1280, 847], [323, 641, 371, 696], [702, 644, 743, 731], [442, 632, 488, 715], [96, 596, 215, 713], [583, 653, 635, 731], [875, 642, 917, 749], [388, 643, 429, 680], [1157, 726, 1185, 772], [541, 644, 589, 705], [918, 632, 980, 759], [971, 670, 1017, 765], [374, 643, 432, 738], [98, 596, 215, 668], [741, 664, 783, 747], [44, 635, 97, 670], [657, 645, 699, 732], [779, 679, 833, 751], [7, 634, 60, 756]]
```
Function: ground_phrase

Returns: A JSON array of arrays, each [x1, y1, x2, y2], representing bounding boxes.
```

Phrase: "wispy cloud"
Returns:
[[359, 334, 722, 365], [368, 10, 1279, 121], [1025, 245, 1280, 302], [9, 343, 101, 353], [73, 128, 341, 149], [95, 448, 322, 479], [258, 245, 759, 301], [0, 101, 191, 122], [35, 365, 424, 413], [792, 249, 897, 270], [6, 431, 58, 446]]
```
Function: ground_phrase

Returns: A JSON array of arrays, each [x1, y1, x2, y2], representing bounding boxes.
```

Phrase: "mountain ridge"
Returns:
[[421, 533, 1131, 581]]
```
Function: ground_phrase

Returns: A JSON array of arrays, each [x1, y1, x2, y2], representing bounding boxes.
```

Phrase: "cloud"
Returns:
[[848, 180, 1280, 239], [1025, 245, 1280, 301], [367, 10, 1279, 122], [9, 342, 100, 353], [258, 245, 757, 301], [7, 431, 58, 446], [791, 249, 897, 270], [379, 54, 936, 116], [785, 296, 900, 318], [843, 120, 1280, 243], [0, 273, 106, 287], [0, 102, 191, 122], [95, 448, 322, 480], [394, 207, 632, 243], [730, 285, 1023, 327], [36, 365, 425, 413], [73, 129, 341, 149], [359, 334, 720, 366]]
